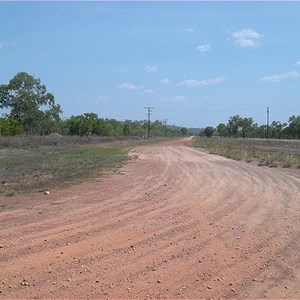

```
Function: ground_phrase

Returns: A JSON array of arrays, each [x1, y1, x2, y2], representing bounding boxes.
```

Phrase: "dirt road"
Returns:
[[1, 139, 300, 298]]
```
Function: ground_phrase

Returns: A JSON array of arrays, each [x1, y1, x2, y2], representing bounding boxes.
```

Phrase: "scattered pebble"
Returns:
[[20, 280, 29, 287], [44, 191, 50, 195]]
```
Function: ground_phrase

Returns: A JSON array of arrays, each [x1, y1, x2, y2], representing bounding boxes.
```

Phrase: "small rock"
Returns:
[[20, 280, 29, 287], [95, 280, 100, 283], [0, 245, 3, 249], [44, 191, 50, 195], [157, 279, 162, 283], [207, 285, 212, 289]]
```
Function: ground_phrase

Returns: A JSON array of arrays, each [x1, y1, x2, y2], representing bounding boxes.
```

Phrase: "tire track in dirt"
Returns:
[[0, 140, 299, 298]]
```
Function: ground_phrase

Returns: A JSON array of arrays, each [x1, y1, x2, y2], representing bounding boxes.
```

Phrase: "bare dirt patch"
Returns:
[[1, 139, 300, 298]]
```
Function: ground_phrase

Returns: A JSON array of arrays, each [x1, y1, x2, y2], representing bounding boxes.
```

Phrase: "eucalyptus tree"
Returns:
[[0, 72, 61, 135]]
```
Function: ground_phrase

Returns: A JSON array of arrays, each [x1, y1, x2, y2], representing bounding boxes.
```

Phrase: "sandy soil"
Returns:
[[1, 138, 300, 299]]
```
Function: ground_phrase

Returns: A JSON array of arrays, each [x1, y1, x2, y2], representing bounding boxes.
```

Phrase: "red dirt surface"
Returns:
[[1, 138, 300, 298]]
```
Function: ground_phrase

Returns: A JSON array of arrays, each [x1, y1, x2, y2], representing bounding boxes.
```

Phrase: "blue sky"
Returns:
[[0, 2, 299, 128]]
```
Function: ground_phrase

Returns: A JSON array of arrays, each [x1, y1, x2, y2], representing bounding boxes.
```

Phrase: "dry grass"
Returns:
[[193, 137, 300, 169], [0, 144, 128, 196]]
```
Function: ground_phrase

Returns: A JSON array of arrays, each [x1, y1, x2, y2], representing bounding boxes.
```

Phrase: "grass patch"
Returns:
[[0, 142, 130, 196], [193, 137, 300, 169]]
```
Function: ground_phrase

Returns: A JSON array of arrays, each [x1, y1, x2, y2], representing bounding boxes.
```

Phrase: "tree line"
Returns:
[[0, 72, 187, 137], [202, 115, 300, 139], [1, 72, 299, 139]]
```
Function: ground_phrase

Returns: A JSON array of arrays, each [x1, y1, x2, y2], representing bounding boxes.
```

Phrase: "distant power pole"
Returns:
[[267, 106, 270, 139], [145, 107, 154, 138]]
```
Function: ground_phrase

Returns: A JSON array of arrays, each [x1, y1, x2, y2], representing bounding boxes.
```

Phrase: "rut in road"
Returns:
[[0, 142, 300, 299]]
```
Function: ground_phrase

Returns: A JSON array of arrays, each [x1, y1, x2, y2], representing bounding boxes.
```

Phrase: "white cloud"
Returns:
[[159, 78, 171, 85], [260, 71, 300, 83], [140, 89, 154, 96], [232, 29, 262, 48], [196, 44, 211, 53], [162, 95, 187, 103], [117, 83, 138, 90], [145, 65, 159, 73], [296, 61, 300, 66], [177, 76, 226, 87]]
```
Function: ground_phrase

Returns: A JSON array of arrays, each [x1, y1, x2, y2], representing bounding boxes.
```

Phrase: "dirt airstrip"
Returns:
[[0, 138, 300, 298]]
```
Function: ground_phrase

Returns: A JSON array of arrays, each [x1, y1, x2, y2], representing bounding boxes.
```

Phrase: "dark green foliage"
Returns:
[[216, 114, 300, 140], [203, 126, 216, 138], [0, 72, 61, 135]]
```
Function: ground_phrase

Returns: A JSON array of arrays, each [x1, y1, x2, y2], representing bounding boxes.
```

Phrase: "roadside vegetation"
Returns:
[[193, 137, 300, 169], [0, 140, 129, 197], [201, 114, 300, 140]]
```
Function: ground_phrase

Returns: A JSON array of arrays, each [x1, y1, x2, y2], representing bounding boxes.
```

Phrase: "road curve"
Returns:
[[0, 140, 300, 298]]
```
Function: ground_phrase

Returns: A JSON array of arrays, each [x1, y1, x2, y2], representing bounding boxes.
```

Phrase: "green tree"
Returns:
[[240, 117, 253, 139], [287, 115, 300, 139], [0, 72, 61, 135], [93, 118, 113, 136], [203, 126, 216, 138], [0, 116, 21, 136], [270, 121, 287, 139], [227, 115, 241, 138], [180, 127, 188, 136], [217, 123, 228, 137], [122, 120, 132, 136]]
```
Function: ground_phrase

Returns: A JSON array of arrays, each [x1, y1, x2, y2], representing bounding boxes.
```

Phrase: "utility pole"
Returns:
[[145, 107, 154, 138], [267, 106, 270, 139]]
